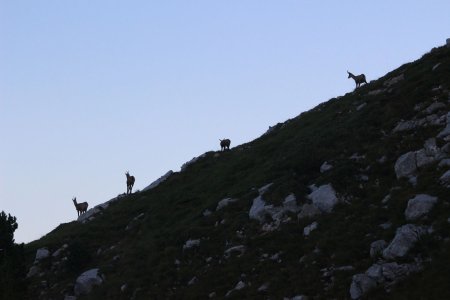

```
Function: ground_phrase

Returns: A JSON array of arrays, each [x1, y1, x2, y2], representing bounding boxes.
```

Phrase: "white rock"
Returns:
[[224, 245, 246, 258], [217, 198, 238, 210], [188, 276, 198, 285], [438, 158, 450, 168], [303, 221, 318, 237], [356, 103, 367, 111], [283, 194, 300, 213], [424, 102, 445, 115], [235, 281, 246, 290], [382, 224, 429, 260], [320, 161, 333, 173], [183, 239, 200, 250], [307, 184, 338, 213], [367, 89, 385, 96], [142, 171, 173, 191], [35, 248, 50, 262], [249, 195, 267, 222], [258, 183, 273, 194], [405, 194, 438, 221], [432, 63, 441, 71], [394, 151, 417, 179], [74, 268, 104, 296], [257, 282, 269, 292], [393, 120, 418, 133]]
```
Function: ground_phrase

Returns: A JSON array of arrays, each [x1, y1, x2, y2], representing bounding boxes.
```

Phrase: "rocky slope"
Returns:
[[25, 42, 450, 300]]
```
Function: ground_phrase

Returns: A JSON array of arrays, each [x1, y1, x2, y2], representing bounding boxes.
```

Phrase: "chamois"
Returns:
[[72, 197, 88, 217], [347, 71, 367, 88], [220, 139, 231, 151], [126, 171, 135, 194]]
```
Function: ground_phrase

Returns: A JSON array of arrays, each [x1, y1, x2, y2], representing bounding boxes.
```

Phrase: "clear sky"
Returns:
[[1, 1, 449, 243]]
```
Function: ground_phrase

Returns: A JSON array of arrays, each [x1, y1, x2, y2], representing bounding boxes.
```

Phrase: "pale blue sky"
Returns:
[[1, 1, 449, 243]]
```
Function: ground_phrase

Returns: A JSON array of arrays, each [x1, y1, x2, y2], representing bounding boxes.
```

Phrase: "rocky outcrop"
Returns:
[[217, 198, 238, 210], [143, 171, 173, 191], [307, 184, 338, 213], [404, 194, 438, 221], [382, 224, 429, 260], [370, 240, 388, 258], [74, 268, 104, 296], [350, 274, 377, 299]]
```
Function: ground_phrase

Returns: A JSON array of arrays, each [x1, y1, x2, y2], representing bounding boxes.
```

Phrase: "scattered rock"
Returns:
[[356, 103, 367, 111], [405, 194, 438, 221], [438, 158, 450, 168], [283, 194, 300, 213], [382, 224, 429, 260], [423, 102, 445, 115], [142, 171, 173, 191], [394, 151, 417, 179], [74, 268, 104, 296], [307, 184, 339, 213], [27, 265, 40, 278], [297, 204, 321, 220], [432, 63, 441, 71], [249, 195, 267, 222], [183, 239, 201, 250], [368, 89, 385, 96], [217, 198, 238, 210], [370, 240, 388, 258], [188, 276, 198, 285], [383, 74, 404, 87], [224, 245, 246, 258], [203, 209, 212, 217], [350, 273, 377, 299], [320, 161, 333, 173], [439, 170, 450, 185], [303, 222, 318, 237], [437, 112, 450, 138], [35, 248, 50, 262], [257, 282, 269, 292]]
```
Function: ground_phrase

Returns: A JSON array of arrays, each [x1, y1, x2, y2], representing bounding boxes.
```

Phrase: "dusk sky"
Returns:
[[1, 1, 450, 243]]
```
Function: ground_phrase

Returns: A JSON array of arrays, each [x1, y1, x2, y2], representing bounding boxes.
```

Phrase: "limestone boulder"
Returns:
[[404, 194, 438, 221], [74, 268, 104, 296], [382, 224, 429, 260], [307, 184, 338, 213]]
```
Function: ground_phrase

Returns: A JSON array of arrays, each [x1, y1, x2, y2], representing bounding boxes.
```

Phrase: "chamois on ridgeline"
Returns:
[[219, 139, 231, 151], [347, 71, 367, 88], [72, 197, 88, 217], [125, 171, 135, 194]]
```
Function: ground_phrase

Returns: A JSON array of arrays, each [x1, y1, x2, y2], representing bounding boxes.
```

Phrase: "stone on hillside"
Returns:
[[258, 183, 273, 194], [393, 120, 418, 132], [370, 240, 388, 258], [350, 273, 377, 299], [52, 244, 68, 257], [320, 161, 333, 173], [249, 195, 267, 222], [303, 221, 318, 237], [405, 194, 438, 221], [283, 194, 300, 213], [224, 245, 246, 258], [365, 262, 423, 284], [438, 158, 450, 168], [437, 112, 450, 138], [183, 239, 200, 250], [356, 103, 367, 111], [382, 224, 429, 260], [307, 184, 338, 213], [424, 102, 445, 115], [35, 248, 50, 262], [217, 198, 238, 210], [78, 207, 101, 223], [394, 152, 417, 179], [143, 171, 173, 191], [188, 276, 198, 285], [440, 170, 450, 185], [26, 265, 40, 278], [74, 268, 104, 296], [383, 74, 404, 87], [432, 63, 442, 71]]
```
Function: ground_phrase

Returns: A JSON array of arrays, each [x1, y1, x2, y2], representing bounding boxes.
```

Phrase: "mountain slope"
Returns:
[[25, 43, 450, 300]]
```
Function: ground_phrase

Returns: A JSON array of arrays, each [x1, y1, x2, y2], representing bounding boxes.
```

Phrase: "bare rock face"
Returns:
[[74, 268, 104, 296], [404, 194, 438, 221], [382, 224, 429, 260]]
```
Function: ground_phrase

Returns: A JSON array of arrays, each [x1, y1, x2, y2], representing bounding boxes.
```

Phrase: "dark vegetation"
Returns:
[[0, 211, 26, 300], [24, 44, 450, 299]]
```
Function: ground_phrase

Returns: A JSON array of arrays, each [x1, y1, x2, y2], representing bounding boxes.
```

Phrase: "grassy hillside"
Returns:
[[25, 44, 450, 300]]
